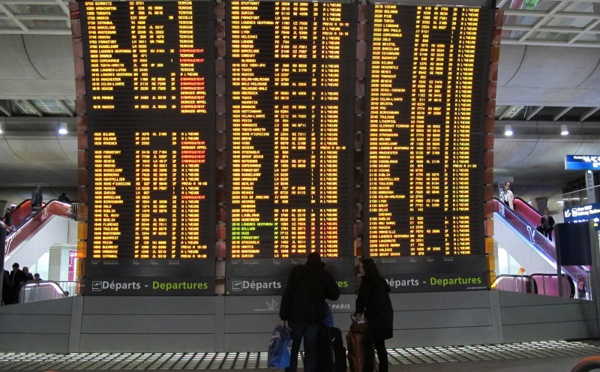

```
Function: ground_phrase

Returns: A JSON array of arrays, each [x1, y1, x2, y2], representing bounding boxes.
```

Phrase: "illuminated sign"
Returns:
[[565, 155, 600, 170], [226, 1, 355, 260], [78, 1, 494, 295], [81, 1, 217, 293], [366, 5, 489, 257], [564, 203, 600, 230]]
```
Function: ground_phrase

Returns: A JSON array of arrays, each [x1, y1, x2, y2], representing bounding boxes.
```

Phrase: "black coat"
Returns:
[[279, 260, 340, 324], [356, 276, 393, 340]]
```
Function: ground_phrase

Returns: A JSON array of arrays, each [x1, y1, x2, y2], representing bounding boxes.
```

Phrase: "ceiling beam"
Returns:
[[57, 100, 74, 117], [17, 100, 42, 116], [580, 107, 600, 121], [526, 106, 544, 121], [569, 18, 600, 44], [0, 4, 29, 32], [0, 103, 11, 116], [553, 106, 573, 121]]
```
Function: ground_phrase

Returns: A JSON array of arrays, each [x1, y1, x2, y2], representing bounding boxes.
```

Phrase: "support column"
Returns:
[[586, 170, 597, 204]]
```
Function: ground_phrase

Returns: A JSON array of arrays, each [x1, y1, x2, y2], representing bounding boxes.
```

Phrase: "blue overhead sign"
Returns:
[[563, 202, 600, 230], [565, 155, 600, 170]]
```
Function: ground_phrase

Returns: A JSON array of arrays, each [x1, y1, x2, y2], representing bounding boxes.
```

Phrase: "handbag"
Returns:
[[350, 316, 368, 333], [267, 323, 292, 368]]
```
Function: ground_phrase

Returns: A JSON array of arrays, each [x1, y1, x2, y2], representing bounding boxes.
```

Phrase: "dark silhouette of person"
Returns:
[[22, 266, 34, 282], [279, 252, 340, 372], [4, 204, 16, 233], [354, 258, 394, 372], [2, 269, 10, 305], [58, 193, 71, 204], [8, 263, 27, 304], [31, 185, 43, 214], [540, 210, 556, 241]]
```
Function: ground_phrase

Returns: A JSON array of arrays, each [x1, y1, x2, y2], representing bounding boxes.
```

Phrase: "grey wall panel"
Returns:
[[0, 291, 597, 352], [502, 321, 598, 343], [0, 296, 73, 314], [0, 334, 70, 353], [81, 315, 215, 334], [395, 308, 492, 329], [498, 290, 581, 307], [225, 314, 279, 334], [224, 333, 271, 352], [224, 295, 283, 314], [500, 303, 597, 325], [78, 334, 215, 353], [392, 291, 491, 311], [0, 314, 71, 333], [68, 296, 84, 353], [82, 296, 216, 315]]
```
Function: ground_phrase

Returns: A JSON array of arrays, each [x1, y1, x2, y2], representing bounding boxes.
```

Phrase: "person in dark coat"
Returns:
[[58, 193, 71, 204], [279, 252, 340, 372], [2, 269, 10, 305], [8, 263, 27, 304], [540, 209, 556, 241], [354, 258, 394, 372], [31, 185, 43, 215]]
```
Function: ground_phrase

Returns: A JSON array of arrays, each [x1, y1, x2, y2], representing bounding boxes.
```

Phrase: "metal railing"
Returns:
[[19, 281, 68, 303]]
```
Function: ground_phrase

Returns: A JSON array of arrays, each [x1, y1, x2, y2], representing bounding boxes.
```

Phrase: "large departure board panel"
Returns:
[[81, 1, 216, 295], [78, 0, 495, 296], [226, 1, 356, 262], [365, 5, 491, 291]]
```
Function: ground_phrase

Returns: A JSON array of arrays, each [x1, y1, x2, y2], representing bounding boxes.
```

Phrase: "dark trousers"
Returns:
[[286, 321, 319, 372], [362, 328, 389, 372]]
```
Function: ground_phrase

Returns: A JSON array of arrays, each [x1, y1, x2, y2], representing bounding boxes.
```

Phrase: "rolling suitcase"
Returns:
[[318, 324, 347, 372]]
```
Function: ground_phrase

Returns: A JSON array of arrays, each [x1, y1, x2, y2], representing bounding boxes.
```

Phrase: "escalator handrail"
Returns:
[[4, 200, 73, 259], [494, 197, 539, 229], [494, 199, 589, 279]]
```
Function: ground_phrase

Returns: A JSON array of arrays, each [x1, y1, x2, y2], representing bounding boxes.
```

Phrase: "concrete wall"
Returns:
[[0, 290, 596, 353]]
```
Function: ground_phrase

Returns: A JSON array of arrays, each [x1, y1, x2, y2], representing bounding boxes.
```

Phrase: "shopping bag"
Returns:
[[267, 324, 292, 368]]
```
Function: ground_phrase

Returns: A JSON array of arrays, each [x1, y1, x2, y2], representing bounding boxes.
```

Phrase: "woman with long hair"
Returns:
[[354, 258, 394, 372]]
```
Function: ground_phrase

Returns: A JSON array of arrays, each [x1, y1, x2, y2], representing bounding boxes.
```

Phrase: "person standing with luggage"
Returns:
[[353, 258, 393, 372], [279, 252, 340, 372]]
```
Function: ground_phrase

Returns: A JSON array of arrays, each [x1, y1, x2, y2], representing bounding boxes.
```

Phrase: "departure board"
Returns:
[[81, 1, 216, 295], [226, 2, 356, 261], [77, 0, 496, 296], [364, 5, 491, 291]]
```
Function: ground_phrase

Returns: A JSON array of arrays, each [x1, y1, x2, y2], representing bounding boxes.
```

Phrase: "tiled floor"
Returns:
[[0, 340, 599, 370]]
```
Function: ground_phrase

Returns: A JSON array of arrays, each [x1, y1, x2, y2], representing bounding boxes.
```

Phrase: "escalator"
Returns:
[[493, 197, 589, 282], [3, 200, 74, 266]]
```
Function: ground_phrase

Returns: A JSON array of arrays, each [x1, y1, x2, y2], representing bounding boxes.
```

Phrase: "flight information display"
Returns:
[[81, 1, 216, 295], [226, 1, 356, 261], [365, 4, 491, 291], [77, 1, 495, 295]]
